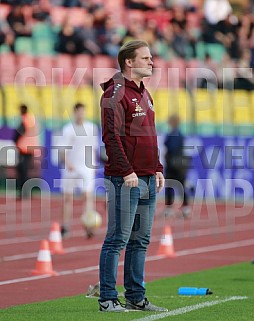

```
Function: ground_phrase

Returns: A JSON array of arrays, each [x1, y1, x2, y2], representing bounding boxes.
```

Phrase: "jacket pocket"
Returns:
[[132, 137, 158, 171]]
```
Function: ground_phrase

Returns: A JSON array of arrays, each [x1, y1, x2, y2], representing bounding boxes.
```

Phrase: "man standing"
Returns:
[[59, 103, 98, 238], [164, 114, 191, 218], [99, 40, 167, 312], [13, 104, 39, 199]]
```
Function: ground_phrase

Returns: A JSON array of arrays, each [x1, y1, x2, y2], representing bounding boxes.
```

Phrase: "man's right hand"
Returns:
[[123, 172, 138, 187]]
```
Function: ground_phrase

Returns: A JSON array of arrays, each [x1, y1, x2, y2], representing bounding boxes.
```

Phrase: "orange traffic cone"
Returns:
[[32, 240, 57, 276], [157, 225, 176, 257], [48, 222, 65, 254]]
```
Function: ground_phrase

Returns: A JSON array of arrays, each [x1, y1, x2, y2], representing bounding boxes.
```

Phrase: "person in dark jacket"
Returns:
[[13, 104, 39, 198], [164, 114, 191, 218], [98, 40, 167, 312]]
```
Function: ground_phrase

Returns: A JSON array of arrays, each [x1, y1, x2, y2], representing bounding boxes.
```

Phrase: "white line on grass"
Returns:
[[130, 296, 248, 321], [1, 239, 254, 286]]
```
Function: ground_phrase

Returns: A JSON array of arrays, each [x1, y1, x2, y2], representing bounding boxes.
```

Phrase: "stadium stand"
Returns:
[[0, 0, 254, 133]]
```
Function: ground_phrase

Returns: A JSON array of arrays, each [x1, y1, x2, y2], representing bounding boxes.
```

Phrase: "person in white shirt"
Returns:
[[59, 103, 98, 238], [204, 0, 232, 25]]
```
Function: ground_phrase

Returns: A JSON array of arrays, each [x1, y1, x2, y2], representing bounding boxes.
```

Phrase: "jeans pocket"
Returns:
[[104, 176, 111, 193], [111, 176, 124, 188]]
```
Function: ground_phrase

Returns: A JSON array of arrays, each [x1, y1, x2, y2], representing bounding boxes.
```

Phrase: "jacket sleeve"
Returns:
[[150, 94, 163, 174], [101, 93, 134, 177], [156, 145, 163, 173]]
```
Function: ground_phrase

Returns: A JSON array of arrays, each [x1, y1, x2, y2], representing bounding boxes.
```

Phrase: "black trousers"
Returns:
[[16, 153, 32, 196], [165, 167, 188, 207]]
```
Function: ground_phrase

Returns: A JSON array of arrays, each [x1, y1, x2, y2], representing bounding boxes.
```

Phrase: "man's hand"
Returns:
[[156, 172, 165, 193], [124, 172, 138, 187]]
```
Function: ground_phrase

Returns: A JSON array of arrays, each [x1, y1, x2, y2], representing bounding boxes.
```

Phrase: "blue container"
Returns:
[[178, 287, 213, 296]]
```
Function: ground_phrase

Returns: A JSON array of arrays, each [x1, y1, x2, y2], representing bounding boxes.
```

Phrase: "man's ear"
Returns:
[[125, 58, 132, 68]]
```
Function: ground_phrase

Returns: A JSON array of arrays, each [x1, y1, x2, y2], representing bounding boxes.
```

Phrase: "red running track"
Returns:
[[0, 196, 254, 308]]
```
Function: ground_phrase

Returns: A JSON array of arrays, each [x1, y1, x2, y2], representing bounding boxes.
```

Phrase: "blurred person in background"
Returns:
[[32, 1, 51, 22], [98, 15, 123, 57], [59, 103, 98, 238], [0, 18, 15, 51], [199, 53, 218, 90], [13, 104, 39, 199], [55, 18, 83, 54], [62, 0, 82, 7], [214, 13, 240, 60], [164, 0, 189, 8], [164, 114, 191, 218], [122, 17, 144, 44], [141, 18, 162, 57], [7, 4, 32, 38], [125, 0, 156, 11], [202, 0, 233, 46], [236, 48, 254, 91], [170, 5, 197, 58], [203, 0, 232, 26], [76, 13, 101, 56]]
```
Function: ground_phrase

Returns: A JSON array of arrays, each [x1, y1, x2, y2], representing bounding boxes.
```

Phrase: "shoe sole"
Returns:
[[126, 308, 167, 312], [99, 309, 129, 313], [126, 304, 168, 312]]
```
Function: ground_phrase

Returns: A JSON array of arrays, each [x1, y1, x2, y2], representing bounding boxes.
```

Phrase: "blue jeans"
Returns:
[[99, 175, 156, 304]]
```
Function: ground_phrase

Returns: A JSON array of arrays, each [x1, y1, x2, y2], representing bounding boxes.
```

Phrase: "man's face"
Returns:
[[74, 107, 85, 123], [169, 116, 179, 129], [129, 46, 153, 78]]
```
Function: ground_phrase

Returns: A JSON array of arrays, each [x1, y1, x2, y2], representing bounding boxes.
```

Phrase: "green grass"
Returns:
[[1, 262, 253, 321]]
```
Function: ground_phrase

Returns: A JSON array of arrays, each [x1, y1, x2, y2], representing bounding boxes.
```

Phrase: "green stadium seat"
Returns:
[[0, 44, 10, 53], [206, 44, 226, 62], [33, 38, 55, 56], [31, 22, 56, 56], [32, 22, 55, 39], [14, 37, 33, 55], [196, 42, 226, 62], [196, 41, 206, 60]]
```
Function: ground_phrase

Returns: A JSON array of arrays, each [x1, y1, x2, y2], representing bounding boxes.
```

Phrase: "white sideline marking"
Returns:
[[1, 239, 254, 286], [1, 220, 254, 246], [130, 296, 248, 321], [0, 275, 51, 285], [154, 239, 254, 261], [0, 264, 99, 286], [2, 236, 254, 263], [1, 244, 102, 262]]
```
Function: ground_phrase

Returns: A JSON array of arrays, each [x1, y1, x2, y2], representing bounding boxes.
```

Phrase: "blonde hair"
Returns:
[[118, 40, 149, 72]]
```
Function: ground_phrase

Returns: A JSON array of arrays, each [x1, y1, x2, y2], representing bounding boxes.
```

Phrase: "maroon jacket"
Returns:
[[100, 72, 163, 177]]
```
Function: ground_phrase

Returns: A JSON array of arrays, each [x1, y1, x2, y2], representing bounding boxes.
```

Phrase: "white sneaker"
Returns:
[[125, 298, 168, 312], [182, 206, 191, 218], [99, 299, 129, 312], [163, 207, 176, 217]]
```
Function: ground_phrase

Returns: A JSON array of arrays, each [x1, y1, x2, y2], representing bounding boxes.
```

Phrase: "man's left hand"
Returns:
[[156, 172, 165, 193]]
